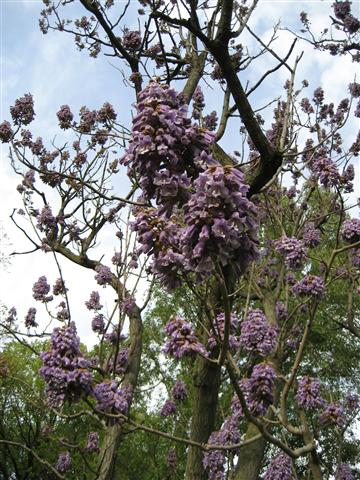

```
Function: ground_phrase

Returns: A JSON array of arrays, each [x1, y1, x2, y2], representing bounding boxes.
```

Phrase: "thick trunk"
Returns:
[[232, 424, 266, 480], [97, 423, 122, 480], [185, 357, 221, 480]]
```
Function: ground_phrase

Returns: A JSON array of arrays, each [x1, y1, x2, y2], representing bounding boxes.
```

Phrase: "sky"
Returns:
[[0, 0, 359, 345]]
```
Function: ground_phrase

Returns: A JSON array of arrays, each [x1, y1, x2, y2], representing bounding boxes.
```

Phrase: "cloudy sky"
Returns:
[[0, 0, 359, 344]]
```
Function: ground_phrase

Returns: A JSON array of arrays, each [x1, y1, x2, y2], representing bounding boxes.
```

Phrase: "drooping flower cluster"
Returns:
[[39, 323, 92, 406], [345, 393, 360, 411], [239, 309, 278, 357], [318, 402, 345, 428], [0, 120, 13, 143], [93, 381, 132, 415], [10, 93, 35, 125], [302, 222, 321, 248], [247, 362, 277, 416], [208, 312, 240, 351], [85, 291, 103, 310], [57, 105, 74, 129], [172, 380, 187, 402], [192, 86, 205, 119], [92, 314, 105, 334], [25, 307, 38, 328], [94, 265, 113, 286], [121, 81, 216, 209], [33, 276, 53, 303], [341, 218, 360, 243], [53, 277, 67, 296], [160, 399, 177, 417], [122, 29, 142, 51], [36, 205, 57, 235], [203, 416, 241, 480], [182, 166, 258, 279], [163, 316, 206, 359], [335, 463, 354, 480], [274, 236, 307, 268], [292, 275, 325, 298], [85, 432, 100, 453], [312, 156, 340, 188], [264, 453, 293, 480], [295, 376, 324, 410], [56, 451, 71, 473]]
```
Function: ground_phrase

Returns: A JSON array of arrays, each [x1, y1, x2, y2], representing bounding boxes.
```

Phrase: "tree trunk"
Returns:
[[232, 424, 266, 480], [97, 423, 122, 480], [185, 356, 221, 480]]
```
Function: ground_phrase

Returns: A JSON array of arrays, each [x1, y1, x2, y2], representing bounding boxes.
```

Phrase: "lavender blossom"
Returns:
[[56, 451, 71, 473], [85, 291, 103, 311], [208, 312, 240, 351], [160, 399, 177, 417], [239, 309, 278, 357], [274, 236, 307, 268], [166, 448, 177, 469], [10, 93, 35, 125], [292, 275, 325, 298], [97, 102, 117, 123], [36, 205, 57, 235], [302, 222, 321, 248], [312, 156, 340, 188], [25, 307, 38, 328], [341, 218, 360, 243], [57, 105, 73, 129], [53, 278, 67, 296], [335, 463, 354, 480], [93, 381, 132, 414], [192, 86, 205, 119], [172, 380, 187, 402], [94, 265, 113, 286], [203, 111, 218, 131], [163, 316, 206, 359], [32, 276, 53, 303], [295, 376, 324, 410], [0, 121, 13, 143], [264, 453, 293, 480], [122, 29, 141, 50], [318, 402, 345, 428], [345, 393, 360, 411], [85, 432, 100, 453], [248, 362, 277, 416], [91, 314, 105, 334]]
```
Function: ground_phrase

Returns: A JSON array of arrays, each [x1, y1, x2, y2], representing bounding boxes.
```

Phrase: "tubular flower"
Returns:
[[264, 453, 293, 480], [239, 309, 278, 357], [163, 316, 206, 359], [295, 376, 324, 410]]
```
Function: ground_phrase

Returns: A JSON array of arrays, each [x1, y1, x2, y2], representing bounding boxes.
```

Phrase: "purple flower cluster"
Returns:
[[345, 393, 360, 411], [53, 277, 67, 296], [341, 218, 360, 243], [0, 121, 13, 143], [79, 106, 97, 133], [318, 402, 345, 428], [39, 322, 92, 406], [335, 463, 354, 480], [36, 205, 57, 235], [203, 111, 218, 131], [25, 307, 38, 328], [208, 312, 240, 351], [295, 376, 323, 410], [203, 416, 240, 480], [91, 314, 105, 334], [166, 448, 177, 469], [274, 236, 307, 268], [122, 29, 142, 51], [85, 291, 103, 310], [239, 309, 278, 357], [57, 105, 73, 129], [93, 381, 132, 414], [292, 275, 325, 298], [33, 276, 53, 303], [56, 451, 71, 473], [172, 380, 187, 401], [160, 399, 177, 417], [10, 93, 35, 125], [121, 81, 216, 209], [97, 102, 117, 123], [247, 362, 277, 416], [333, 1, 351, 20], [94, 265, 113, 286], [182, 166, 258, 279], [302, 222, 321, 248], [163, 316, 206, 359], [312, 156, 340, 188], [264, 453, 292, 480], [192, 86, 205, 119], [85, 432, 100, 453], [275, 301, 288, 321]]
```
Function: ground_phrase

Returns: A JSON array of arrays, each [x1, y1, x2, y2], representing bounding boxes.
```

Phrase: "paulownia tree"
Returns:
[[0, 1, 360, 479]]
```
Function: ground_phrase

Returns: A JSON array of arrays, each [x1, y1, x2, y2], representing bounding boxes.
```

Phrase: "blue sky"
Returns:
[[0, 0, 359, 343]]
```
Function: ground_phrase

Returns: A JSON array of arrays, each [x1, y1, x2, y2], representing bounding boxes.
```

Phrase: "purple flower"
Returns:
[[53, 278, 67, 296], [239, 309, 278, 357], [295, 376, 323, 410], [311, 156, 340, 188], [172, 380, 187, 402], [32, 276, 53, 303], [318, 402, 345, 428], [345, 393, 360, 411], [248, 362, 277, 416], [10, 93, 35, 125], [39, 322, 92, 406], [57, 105, 73, 129], [122, 29, 141, 50], [302, 222, 321, 248], [163, 316, 206, 359], [79, 106, 96, 133], [91, 314, 105, 334], [274, 236, 307, 268], [0, 121, 13, 143], [264, 453, 292, 480], [160, 399, 177, 417], [208, 312, 240, 351], [85, 432, 100, 453], [192, 86, 205, 119], [94, 265, 113, 286], [85, 291, 103, 310], [97, 102, 117, 123], [25, 307, 38, 328], [93, 381, 132, 414], [292, 275, 325, 298], [203, 111, 218, 131], [341, 218, 360, 243], [56, 451, 71, 472], [335, 463, 354, 480], [166, 448, 177, 469], [36, 205, 57, 235], [333, 1, 351, 20]]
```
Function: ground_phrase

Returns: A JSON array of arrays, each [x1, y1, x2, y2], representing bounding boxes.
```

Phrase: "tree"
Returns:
[[0, 1, 359, 479]]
